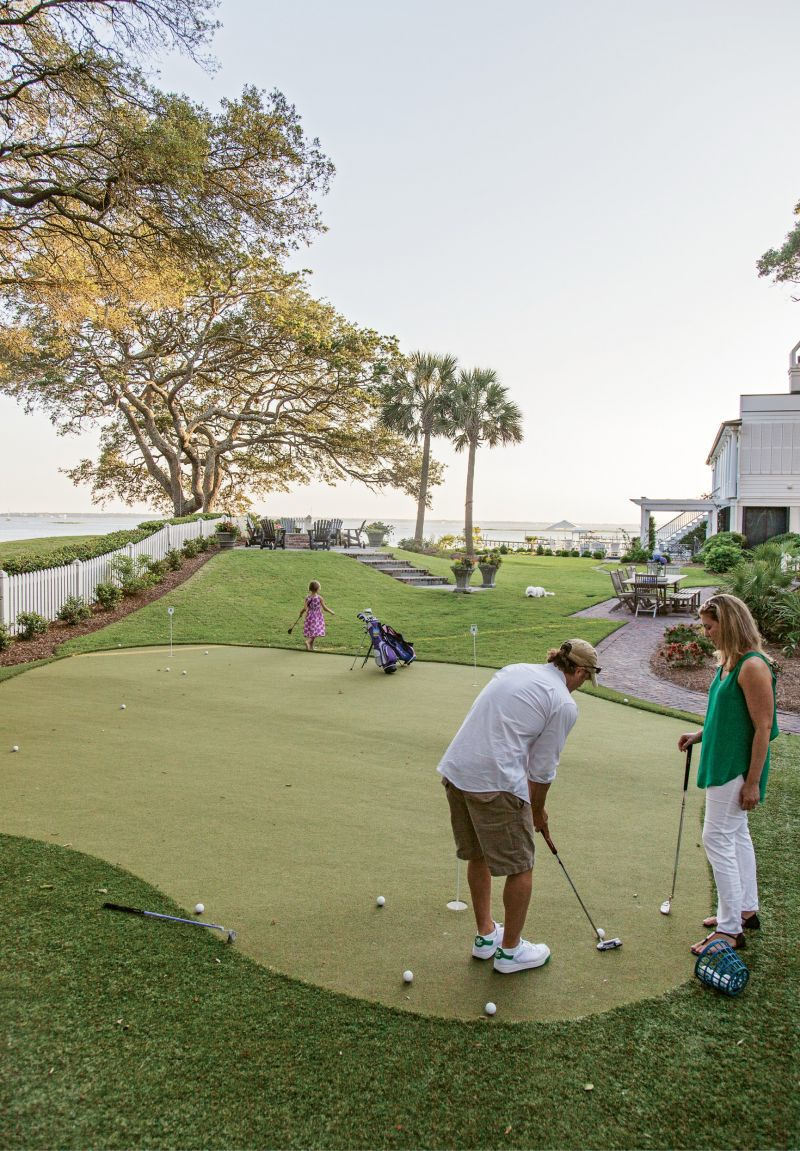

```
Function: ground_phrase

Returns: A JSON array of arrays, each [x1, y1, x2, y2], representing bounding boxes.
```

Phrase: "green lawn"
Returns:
[[5, 547, 792, 1151], [0, 534, 108, 566]]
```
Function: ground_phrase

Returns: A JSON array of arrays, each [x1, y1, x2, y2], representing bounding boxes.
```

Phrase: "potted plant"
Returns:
[[450, 555, 476, 592], [215, 519, 240, 549], [477, 551, 502, 588], [365, 521, 393, 547]]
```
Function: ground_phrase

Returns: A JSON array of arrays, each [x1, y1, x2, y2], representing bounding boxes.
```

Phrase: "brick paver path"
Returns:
[[576, 591, 800, 735]]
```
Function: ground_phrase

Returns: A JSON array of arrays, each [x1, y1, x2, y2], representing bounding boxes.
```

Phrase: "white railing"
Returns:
[[0, 519, 216, 634]]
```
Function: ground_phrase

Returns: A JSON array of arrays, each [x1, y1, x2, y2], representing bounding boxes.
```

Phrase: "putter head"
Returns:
[[225, 929, 237, 945], [660, 900, 672, 915], [596, 937, 622, 951]]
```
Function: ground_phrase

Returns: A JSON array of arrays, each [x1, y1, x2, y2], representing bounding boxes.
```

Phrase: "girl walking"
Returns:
[[298, 580, 336, 651]]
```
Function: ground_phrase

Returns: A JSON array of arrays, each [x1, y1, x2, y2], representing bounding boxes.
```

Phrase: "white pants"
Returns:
[[702, 775, 759, 936]]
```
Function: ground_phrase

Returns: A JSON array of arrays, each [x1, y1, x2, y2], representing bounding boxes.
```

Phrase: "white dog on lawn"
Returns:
[[525, 586, 555, 597]]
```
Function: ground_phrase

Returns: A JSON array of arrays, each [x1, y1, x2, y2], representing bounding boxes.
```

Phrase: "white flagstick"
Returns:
[[168, 606, 174, 657], [470, 623, 478, 686], [447, 857, 468, 911]]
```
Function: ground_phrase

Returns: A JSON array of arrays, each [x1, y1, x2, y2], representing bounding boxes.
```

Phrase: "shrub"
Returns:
[[182, 538, 200, 558], [621, 542, 649, 563], [592, 549, 606, 559], [703, 543, 744, 573], [165, 549, 183, 571], [663, 623, 715, 656], [94, 582, 122, 611], [0, 622, 12, 651], [16, 611, 48, 640], [544, 547, 553, 556], [195, 535, 211, 552], [56, 596, 92, 625], [663, 640, 711, 668], [109, 554, 153, 596], [570, 549, 580, 557], [144, 557, 168, 581]]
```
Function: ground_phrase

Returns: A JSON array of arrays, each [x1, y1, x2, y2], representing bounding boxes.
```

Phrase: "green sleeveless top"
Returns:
[[697, 652, 778, 800]]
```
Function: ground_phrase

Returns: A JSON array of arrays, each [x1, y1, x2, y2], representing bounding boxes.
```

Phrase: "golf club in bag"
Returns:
[[540, 828, 622, 951], [660, 743, 693, 915], [352, 609, 416, 674]]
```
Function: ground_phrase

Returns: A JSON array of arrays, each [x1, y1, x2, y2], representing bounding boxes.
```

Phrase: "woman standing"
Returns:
[[679, 594, 779, 955]]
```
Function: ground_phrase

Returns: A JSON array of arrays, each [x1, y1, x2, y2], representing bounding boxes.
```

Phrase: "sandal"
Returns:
[[690, 931, 746, 956], [701, 913, 760, 930]]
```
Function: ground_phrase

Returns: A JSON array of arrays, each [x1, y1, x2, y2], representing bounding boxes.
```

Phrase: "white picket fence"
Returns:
[[0, 518, 218, 634]]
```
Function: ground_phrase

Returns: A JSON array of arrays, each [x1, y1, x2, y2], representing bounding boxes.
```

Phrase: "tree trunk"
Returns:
[[464, 441, 476, 557], [414, 432, 432, 543]]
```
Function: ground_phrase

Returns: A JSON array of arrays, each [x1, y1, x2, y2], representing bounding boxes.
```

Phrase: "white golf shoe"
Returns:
[[493, 939, 551, 973], [472, 921, 504, 959]]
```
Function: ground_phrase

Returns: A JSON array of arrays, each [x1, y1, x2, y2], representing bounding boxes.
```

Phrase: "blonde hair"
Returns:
[[547, 644, 578, 676], [699, 593, 768, 670], [309, 580, 320, 593]]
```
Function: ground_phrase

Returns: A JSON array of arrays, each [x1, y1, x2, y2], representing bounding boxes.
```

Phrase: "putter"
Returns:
[[541, 829, 622, 951], [660, 744, 693, 915], [287, 614, 303, 635], [103, 902, 236, 943]]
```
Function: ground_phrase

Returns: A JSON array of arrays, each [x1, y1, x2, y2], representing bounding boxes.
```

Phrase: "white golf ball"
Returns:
[[623, 698, 629, 704], [165, 667, 171, 672], [402, 970, 413, 983], [194, 903, 205, 914], [204, 651, 209, 655], [119, 704, 126, 710], [376, 896, 385, 907], [484, 1001, 497, 1016], [11, 745, 19, 752], [597, 928, 606, 939], [181, 670, 187, 676]]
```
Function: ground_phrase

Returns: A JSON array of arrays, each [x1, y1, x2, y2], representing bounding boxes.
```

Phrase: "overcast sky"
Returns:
[[2, 0, 799, 524]]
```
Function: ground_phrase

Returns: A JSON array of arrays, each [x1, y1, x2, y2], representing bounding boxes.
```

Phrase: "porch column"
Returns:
[[639, 500, 649, 545]]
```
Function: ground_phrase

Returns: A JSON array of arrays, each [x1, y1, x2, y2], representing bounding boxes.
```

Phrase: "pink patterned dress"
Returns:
[[303, 594, 326, 639]]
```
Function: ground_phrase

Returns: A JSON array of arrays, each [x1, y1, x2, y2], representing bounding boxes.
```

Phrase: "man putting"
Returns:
[[438, 639, 600, 973]]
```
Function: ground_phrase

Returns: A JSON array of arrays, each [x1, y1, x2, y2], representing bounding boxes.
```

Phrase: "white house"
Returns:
[[707, 338, 800, 546]]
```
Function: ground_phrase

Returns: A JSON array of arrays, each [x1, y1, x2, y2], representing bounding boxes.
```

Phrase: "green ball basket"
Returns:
[[694, 939, 750, 997]]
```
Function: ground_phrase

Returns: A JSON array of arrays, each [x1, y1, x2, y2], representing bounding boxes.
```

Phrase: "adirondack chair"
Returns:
[[260, 518, 286, 549], [341, 519, 367, 548], [308, 519, 335, 550], [609, 569, 636, 613], [244, 515, 264, 547]]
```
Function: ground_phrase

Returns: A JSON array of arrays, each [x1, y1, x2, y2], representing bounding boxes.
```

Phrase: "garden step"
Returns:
[[346, 551, 450, 587]]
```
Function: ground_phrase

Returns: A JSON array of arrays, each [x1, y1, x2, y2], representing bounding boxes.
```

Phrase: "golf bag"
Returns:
[[355, 610, 416, 674]]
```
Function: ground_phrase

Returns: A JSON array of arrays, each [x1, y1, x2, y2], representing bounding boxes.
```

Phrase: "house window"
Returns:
[[742, 507, 788, 546]]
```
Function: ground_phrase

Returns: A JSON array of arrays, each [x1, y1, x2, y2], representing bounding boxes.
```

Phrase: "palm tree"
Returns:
[[447, 368, 524, 557], [380, 351, 458, 543]]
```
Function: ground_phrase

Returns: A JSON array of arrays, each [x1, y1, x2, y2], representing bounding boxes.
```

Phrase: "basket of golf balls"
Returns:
[[694, 939, 749, 997]]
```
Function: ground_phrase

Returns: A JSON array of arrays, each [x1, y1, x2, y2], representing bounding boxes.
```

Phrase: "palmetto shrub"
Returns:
[[721, 543, 794, 639]]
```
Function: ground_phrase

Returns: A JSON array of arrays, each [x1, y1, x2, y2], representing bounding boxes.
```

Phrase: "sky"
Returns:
[[1, 0, 799, 525]]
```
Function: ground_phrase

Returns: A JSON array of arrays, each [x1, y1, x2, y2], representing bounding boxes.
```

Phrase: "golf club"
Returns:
[[660, 743, 693, 915], [540, 829, 622, 951], [287, 613, 303, 635], [103, 902, 237, 943]]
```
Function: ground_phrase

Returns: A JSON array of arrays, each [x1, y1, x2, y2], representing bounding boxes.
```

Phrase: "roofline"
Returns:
[[706, 419, 741, 465]]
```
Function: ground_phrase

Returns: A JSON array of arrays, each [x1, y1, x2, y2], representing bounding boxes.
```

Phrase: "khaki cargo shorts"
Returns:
[[442, 777, 535, 876]]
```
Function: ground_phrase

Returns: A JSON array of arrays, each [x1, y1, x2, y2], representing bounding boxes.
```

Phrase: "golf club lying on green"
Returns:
[[103, 902, 237, 943]]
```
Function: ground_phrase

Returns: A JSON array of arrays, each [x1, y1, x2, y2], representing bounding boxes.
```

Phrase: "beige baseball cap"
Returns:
[[561, 639, 601, 685]]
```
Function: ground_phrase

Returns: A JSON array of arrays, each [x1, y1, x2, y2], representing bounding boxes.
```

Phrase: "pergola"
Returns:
[[630, 497, 717, 546]]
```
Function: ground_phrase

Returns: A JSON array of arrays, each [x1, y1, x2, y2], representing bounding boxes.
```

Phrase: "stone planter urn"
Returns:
[[451, 566, 474, 592], [366, 531, 386, 547], [478, 563, 498, 588]]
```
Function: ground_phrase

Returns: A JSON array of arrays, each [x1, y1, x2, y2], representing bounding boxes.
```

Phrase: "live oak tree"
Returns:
[[379, 351, 454, 543], [0, 0, 333, 300], [446, 368, 524, 557], [0, 258, 431, 513]]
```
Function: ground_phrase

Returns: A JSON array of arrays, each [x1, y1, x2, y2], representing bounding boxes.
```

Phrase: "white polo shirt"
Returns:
[[437, 662, 578, 802]]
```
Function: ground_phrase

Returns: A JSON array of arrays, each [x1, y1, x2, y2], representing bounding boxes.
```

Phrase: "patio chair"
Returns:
[[260, 518, 286, 549], [341, 519, 367, 548], [329, 518, 343, 546], [244, 515, 264, 548], [279, 517, 298, 535], [634, 573, 662, 618], [308, 519, 335, 550], [609, 569, 636, 613]]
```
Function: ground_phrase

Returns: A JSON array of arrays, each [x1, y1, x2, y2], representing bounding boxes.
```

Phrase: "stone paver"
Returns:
[[575, 591, 800, 735]]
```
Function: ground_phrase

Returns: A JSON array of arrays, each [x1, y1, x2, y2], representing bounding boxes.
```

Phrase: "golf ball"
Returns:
[[181, 670, 187, 676], [119, 704, 126, 710], [484, 1001, 497, 1016], [623, 698, 629, 704], [194, 903, 205, 914], [165, 667, 171, 672], [376, 896, 385, 906], [11, 745, 19, 752], [402, 970, 413, 983], [597, 928, 606, 939]]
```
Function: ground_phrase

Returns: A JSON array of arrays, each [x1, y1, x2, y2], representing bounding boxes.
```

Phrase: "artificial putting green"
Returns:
[[0, 646, 708, 1022]]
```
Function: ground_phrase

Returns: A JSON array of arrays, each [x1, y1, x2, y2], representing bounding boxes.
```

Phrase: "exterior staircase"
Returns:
[[345, 550, 450, 587], [656, 510, 708, 553]]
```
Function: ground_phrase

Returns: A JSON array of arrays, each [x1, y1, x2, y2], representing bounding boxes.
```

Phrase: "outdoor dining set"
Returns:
[[609, 564, 701, 617]]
